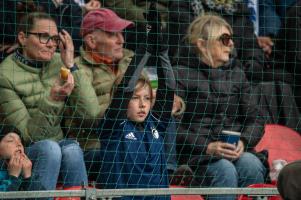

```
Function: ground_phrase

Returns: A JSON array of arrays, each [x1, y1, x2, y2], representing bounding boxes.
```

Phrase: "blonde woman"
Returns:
[[173, 14, 266, 200]]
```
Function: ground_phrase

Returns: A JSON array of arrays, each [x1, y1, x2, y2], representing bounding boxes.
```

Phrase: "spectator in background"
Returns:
[[73, 0, 101, 13], [0, 12, 89, 194], [65, 8, 134, 182], [0, 0, 42, 62], [257, 0, 297, 57], [173, 14, 266, 200], [0, 125, 32, 191], [103, 0, 169, 51], [277, 160, 301, 200], [274, 0, 301, 111], [34, 0, 101, 55]]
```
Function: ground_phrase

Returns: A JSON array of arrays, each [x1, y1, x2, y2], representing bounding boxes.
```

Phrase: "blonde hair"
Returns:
[[186, 14, 233, 66], [134, 75, 153, 103]]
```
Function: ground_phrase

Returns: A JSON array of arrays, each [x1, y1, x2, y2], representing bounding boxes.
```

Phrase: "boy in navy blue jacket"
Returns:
[[97, 3, 175, 199], [0, 125, 32, 191]]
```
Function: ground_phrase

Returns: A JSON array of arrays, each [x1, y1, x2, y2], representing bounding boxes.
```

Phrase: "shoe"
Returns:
[[169, 165, 194, 186]]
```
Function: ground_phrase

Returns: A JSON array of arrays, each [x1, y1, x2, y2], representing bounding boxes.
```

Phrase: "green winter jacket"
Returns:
[[0, 52, 99, 145], [65, 47, 134, 150]]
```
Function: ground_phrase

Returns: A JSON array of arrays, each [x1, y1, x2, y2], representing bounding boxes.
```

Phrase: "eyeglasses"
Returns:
[[27, 32, 61, 45], [218, 33, 233, 46]]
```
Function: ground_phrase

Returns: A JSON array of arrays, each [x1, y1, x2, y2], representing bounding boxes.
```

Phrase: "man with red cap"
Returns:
[[64, 8, 135, 182]]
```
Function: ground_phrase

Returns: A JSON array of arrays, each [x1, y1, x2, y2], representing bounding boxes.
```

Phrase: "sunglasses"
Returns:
[[27, 32, 61, 45], [218, 33, 233, 46]]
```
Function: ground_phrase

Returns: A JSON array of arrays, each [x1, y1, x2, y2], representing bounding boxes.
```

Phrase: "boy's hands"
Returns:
[[7, 153, 22, 178], [7, 152, 32, 178], [21, 153, 32, 179], [144, 2, 167, 54], [84, 0, 101, 13]]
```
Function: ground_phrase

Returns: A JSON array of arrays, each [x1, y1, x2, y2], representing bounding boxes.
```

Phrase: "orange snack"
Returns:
[[60, 67, 70, 80]]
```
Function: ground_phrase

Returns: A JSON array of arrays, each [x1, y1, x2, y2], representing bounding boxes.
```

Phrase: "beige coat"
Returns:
[[65, 47, 134, 150]]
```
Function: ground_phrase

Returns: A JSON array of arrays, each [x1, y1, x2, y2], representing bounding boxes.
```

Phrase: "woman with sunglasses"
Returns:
[[173, 14, 266, 200]]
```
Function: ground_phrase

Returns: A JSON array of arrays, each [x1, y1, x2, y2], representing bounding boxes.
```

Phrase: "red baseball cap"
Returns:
[[80, 8, 134, 36]]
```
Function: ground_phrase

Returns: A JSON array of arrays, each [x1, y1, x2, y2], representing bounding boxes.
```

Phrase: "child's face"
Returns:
[[127, 85, 152, 123], [0, 133, 24, 160]]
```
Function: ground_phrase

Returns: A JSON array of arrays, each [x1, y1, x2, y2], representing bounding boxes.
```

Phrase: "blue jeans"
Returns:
[[26, 139, 88, 194], [204, 152, 266, 200]]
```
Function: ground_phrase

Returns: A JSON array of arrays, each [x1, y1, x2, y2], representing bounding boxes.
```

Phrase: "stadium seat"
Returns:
[[237, 124, 301, 200], [169, 165, 194, 186], [255, 124, 301, 167], [170, 185, 205, 200], [54, 186, 83, 200], [237, 184, 282, 200]]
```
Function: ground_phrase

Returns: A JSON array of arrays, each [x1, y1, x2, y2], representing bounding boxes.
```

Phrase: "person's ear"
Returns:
[[84, 34, 96, 49], [18, 31, 27, 47], [196, 38, 207, 54]]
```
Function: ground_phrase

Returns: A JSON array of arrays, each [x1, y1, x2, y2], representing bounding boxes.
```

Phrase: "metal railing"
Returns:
[[0, 187, 280, 199]]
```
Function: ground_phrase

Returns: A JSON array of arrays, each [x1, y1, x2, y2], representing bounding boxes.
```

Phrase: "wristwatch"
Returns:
[[70, 64, 79, 73]]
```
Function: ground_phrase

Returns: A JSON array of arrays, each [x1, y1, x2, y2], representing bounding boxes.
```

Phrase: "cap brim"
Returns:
[[103, 18, 134, 32]]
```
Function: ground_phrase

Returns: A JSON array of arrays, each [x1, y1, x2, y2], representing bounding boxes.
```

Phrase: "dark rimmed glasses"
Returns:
[[27, 32, 61, 45], [218, 33, 233, 46]]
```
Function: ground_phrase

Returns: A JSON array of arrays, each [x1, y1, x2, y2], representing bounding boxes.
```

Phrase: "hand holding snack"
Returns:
[[60, 67, 70, 81], [49, 74, 75, 102]]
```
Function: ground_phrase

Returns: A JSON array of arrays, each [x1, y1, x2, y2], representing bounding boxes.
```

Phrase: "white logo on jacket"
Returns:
[[125, 132, 137, 140], [151, 127, 159, 139]]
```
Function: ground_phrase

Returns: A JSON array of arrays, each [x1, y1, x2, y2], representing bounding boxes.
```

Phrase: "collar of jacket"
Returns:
[[79, 46, 134, 68], [173, 43, 235, 74], [14, 49, 46, 68], [90, 52, 114, 66], [79, 46, 114, 66], [11, 51, 61, 74]]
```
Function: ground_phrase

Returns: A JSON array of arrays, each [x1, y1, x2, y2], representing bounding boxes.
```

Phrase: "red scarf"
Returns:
[[89, 52, 118, 75]]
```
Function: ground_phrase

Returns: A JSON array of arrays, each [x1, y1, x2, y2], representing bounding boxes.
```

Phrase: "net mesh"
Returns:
[[0, 0, 300, 199]]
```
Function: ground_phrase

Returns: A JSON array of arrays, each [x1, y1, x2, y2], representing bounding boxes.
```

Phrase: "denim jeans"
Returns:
[[204, 152, 266, 200], [26, 139, 88, 196]]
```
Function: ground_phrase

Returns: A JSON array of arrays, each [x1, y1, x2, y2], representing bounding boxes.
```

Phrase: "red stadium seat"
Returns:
[[237, 184, 282, 200], [54, 186, 82, 200], [255, 124, 301, 168], [236, 124, 301, 200], [170, 185, 205, 200]]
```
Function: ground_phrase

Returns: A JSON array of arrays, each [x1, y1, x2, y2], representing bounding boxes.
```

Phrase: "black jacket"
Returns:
[[173, 45, 265, 165]]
